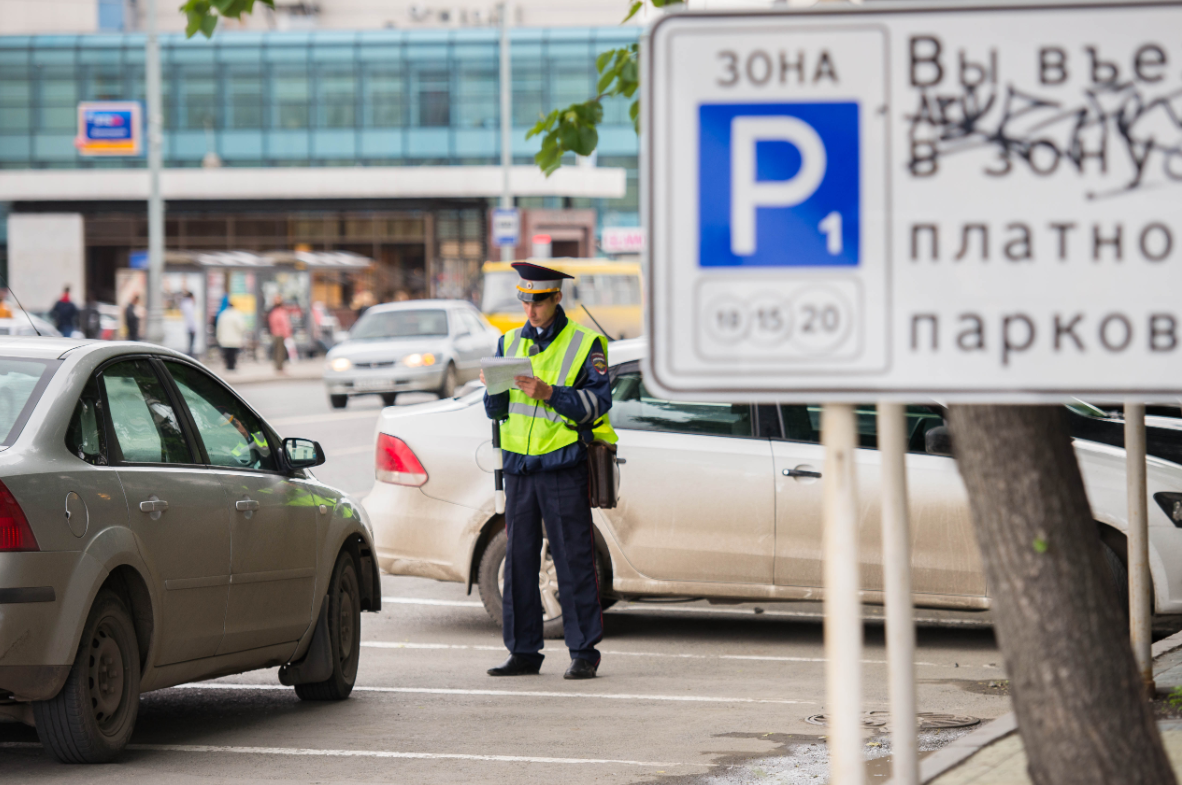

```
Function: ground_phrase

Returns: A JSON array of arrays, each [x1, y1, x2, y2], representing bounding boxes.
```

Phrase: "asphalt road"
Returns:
[[0, 380, 1014, 784]]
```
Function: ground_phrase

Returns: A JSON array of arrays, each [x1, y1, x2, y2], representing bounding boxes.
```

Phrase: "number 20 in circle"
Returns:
[[791, 286, 851, 354]]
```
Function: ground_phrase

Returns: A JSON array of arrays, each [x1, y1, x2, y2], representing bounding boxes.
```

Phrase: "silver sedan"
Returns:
[[323, 300, 500, 409], [0, 337, 381, 762]]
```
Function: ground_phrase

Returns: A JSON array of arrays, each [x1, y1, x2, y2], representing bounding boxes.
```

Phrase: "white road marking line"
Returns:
[[380, 595, 990, 628], [359, 641, 943, 667], [0, 742, 683, 767], [383, 596, 485, 608], [269, 410, 381, 427], [173, 682, 814, 705]]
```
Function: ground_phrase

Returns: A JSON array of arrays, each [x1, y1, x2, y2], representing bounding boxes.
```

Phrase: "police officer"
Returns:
[[482, 262, 616, 680]]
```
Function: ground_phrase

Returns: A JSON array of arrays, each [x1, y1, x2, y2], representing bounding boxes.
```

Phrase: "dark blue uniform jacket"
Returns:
[[484, 305, 612, 475]]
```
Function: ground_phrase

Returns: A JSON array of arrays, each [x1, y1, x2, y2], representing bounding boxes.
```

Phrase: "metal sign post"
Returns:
[[822, 403, 864, 785], [879, 402, 917, 785], [1126, 403, 1153, 695], [499, 1, 515, 262]]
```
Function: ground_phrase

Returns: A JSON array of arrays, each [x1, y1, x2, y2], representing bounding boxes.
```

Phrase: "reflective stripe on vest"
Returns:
[[499, 321, 618, 456]]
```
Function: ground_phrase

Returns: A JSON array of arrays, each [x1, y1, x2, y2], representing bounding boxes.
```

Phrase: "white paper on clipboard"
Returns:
[[481, 357, 533, 395]]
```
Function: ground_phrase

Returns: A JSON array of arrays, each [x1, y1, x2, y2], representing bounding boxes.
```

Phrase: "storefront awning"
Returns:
[[164, 250, 374, 269]]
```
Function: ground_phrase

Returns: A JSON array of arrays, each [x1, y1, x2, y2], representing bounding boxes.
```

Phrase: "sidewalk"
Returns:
[[204, 356, 324, 386], [904, 631, 1182, 785]]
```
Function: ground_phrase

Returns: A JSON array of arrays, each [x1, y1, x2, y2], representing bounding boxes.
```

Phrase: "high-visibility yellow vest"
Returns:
[[500, 321, 618, 456]]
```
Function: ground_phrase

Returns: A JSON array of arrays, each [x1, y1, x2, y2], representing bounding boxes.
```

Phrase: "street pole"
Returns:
[[1126, 402, 1153, 695], [879, 402, 917, 785], [145, 0, 165, 343], [822, 403, 864, 785], [499, 1, 514, 262]]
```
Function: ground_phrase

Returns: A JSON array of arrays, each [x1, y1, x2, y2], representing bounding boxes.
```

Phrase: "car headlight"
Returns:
[[401, 353, 436, 368], [330, 357, 353, 372]]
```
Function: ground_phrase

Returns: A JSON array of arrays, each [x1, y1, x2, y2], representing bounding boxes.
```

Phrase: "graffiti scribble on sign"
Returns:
[[906, 81, 1182, 198]]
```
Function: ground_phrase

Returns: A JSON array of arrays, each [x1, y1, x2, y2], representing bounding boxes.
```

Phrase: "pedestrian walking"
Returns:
[[124, 294, 141, 341], [180, 290, 198, 357], [481, 262, 616, 680], [216, 299, 246, 371], [267, 295, 292, 372], [49, 286, 79, 337], [81, 296, 102, 339]]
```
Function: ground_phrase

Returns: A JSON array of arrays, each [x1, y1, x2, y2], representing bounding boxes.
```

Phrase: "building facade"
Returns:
[[0, 26, 641, 318]]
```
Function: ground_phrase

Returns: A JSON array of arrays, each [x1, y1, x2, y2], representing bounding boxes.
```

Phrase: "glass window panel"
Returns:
[[273, 68, 309, 129], [0, 72, 30, 104], [413, 66, 450, 127], [85, 67, 123, 100], [166, 361, 277, 471], [226, 68, 262, 129], [39, 67, 77, 104], [318, 68, 356, 128], [611, 372, 752, 437], [101, 360, 192, 464], [39, 105, 74, 131], [0, 108, 30, 131], [65, 376, 107, 466], [364, 67, 404, 127], [549, 56, 591, 108], [455, 61, 496, 129], [512, 58, 543, 126], [0, 359, 53, 445], [351, 309, 450, 339], [179, 67, 216, 130]]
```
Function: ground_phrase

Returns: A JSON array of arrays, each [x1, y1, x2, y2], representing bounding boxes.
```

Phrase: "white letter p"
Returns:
[[730, 116, 827, 256]]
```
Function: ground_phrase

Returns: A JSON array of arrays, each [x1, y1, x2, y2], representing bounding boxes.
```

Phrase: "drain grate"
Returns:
[[805, 711, 980, 730]]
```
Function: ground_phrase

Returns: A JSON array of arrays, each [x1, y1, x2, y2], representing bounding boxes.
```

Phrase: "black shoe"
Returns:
[[487, 655, 542, 677], [564, 658, 598, 680]]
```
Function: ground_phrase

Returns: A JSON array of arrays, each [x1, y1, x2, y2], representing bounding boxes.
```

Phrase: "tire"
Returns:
[[295, 550, 362, 701], [1101, 539, 1130, 625], [329, 394, 348, 410], [477, 528, 609, 640], [437, 363, 457, 399], [33, 590, 140, 763], [380, 393, 398, 407]]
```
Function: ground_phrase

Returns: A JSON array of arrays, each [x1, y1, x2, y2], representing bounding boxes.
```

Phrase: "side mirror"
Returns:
[[284, 437, 325, 469], [925, 425, 954, 457]]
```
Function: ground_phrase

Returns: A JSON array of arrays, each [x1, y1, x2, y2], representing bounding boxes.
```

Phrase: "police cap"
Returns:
[[512, 261, 573, 302]]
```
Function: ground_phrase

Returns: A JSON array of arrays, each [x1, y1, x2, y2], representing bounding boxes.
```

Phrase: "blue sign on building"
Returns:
[[75, 101, 143, 157], [698, 102, 859, 268]]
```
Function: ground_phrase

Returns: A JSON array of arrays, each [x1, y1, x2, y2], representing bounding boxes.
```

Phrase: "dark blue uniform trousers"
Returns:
[[502, 462, 603, 666]]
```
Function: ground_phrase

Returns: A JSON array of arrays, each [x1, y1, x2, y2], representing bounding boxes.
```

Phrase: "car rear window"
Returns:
[[0, 358, 58, 446], [352, 309, 449, 339]]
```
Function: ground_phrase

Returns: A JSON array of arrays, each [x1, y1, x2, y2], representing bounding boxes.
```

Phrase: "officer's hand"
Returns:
[[480, 369, 486, 385], [515, 375, 552, 401]]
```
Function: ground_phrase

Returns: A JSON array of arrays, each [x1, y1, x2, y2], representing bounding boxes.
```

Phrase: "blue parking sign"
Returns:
[[699, 102, 859, 268]]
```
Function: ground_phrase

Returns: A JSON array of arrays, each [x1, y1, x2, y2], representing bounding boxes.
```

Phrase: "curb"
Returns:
[[900, 625, 1182, 784]]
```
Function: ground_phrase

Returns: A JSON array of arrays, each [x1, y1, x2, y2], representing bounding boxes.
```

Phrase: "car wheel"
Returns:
[[33, 589, 140, 763], [477, 528, 609, 640], [380, 393, 398, 407], [1101, 539, 1130, 624], [329, 394, 348, 409], [437, 363, 457, 399], [295, 551, 362, 701]]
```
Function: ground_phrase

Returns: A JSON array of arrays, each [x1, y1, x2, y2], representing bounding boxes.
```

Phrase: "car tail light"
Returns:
[[0, 481, 38, 552], [376, 434, 428, 487]]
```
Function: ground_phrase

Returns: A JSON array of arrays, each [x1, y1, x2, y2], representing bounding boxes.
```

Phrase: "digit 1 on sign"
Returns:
[[819, 211, 843, 255]]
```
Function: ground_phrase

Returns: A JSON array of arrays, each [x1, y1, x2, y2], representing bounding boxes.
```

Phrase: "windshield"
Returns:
[[0, 358, 57, 445], [351, 309, 449, 340], [482, 272, 521, 313]]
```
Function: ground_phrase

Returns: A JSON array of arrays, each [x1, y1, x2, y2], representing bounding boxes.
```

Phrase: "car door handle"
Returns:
[[139, 499, 169, 513], [783, 468, 822, 478], [235, 499, 260, 512]]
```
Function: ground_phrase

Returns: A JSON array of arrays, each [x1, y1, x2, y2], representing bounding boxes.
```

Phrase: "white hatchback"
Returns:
[[364, 339, 1182, 637]]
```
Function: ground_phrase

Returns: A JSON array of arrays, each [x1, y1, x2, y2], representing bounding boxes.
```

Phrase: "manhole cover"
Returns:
[[805, 711, 980, 730]]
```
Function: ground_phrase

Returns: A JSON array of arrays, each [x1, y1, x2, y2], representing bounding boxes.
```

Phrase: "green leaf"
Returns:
[[574, 124, 598, 156], [1032, 537, 1048, 554], [621, 0, 644, 23], [199, 12, 218, 37], [620, 58, 638, 85], [559, 122, 580, 151], [596, 50, 614, 72]]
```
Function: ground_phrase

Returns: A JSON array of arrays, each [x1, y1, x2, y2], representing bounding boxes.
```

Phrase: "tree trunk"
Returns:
[[947, 405, 1174, 785]]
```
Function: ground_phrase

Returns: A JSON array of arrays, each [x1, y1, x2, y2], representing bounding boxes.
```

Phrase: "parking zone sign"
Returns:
[[644, 1, 1182, 401]]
